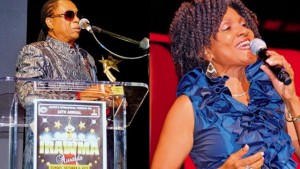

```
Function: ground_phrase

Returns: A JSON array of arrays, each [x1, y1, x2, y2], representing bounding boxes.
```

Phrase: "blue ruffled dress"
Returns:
[[177, 60, 296, 169]]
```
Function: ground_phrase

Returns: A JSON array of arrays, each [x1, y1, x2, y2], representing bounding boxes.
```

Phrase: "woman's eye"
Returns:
[[221, 26, 231, 31], [240, 21, 248, 27]]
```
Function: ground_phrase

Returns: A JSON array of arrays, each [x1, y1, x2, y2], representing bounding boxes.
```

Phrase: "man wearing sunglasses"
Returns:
[[37, 1, 84, 46], [15, 0, 106, 168]]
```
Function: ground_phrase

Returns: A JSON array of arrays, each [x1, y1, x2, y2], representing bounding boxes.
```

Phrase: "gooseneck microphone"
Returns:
[[79, 18, 149, 50], [250, 38, 292, 85], [79, 18, 93, 33]]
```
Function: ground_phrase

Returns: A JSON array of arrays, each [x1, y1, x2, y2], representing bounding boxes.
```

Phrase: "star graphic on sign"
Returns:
[[99, 55, 121, 72], [54, 121, 62, 129], [41, 117, 50, 125], [78, 121, 86, 130], [44, 127, 50, 132]]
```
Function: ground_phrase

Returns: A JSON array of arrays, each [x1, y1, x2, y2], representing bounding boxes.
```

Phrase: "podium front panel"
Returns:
[[0, 76, 149, 169]]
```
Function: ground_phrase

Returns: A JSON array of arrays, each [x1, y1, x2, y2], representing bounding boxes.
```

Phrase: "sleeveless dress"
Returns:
[[176, 60, 296, 169]]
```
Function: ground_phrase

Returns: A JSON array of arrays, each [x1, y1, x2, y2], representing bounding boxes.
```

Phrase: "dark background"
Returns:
[[27, 0, 149, 168], [150, 0, 300, 50]]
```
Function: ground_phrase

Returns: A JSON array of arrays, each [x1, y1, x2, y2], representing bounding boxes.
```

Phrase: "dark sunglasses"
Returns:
[[51, 10, 82, 21]]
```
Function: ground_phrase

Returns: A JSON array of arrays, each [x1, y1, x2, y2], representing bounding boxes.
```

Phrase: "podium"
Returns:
[[0, 76, 149, 169]]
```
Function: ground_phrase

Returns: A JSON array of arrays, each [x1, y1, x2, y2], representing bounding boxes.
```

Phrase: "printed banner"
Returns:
[[33, 99, 107, 169]]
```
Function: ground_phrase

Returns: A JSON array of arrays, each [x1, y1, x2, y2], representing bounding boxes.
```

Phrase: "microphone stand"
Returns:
[[89, 28, 149, 60], [92, 26, 149, 50], [79, 18, 149, 59], [92, 26, 140, 45]]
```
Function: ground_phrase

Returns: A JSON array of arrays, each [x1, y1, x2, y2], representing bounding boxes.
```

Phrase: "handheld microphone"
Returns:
[[79, 18, 149, 50], [250, 38, 292, 85]]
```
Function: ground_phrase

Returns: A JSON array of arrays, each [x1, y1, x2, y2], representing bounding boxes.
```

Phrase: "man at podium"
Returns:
[[15, 0, 107, 168]]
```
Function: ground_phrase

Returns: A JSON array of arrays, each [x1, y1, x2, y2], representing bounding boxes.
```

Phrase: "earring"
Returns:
[[206, 62, 217, 78]]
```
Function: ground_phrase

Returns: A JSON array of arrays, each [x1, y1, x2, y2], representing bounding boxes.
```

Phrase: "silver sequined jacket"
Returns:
[[15, 36, 97, 108]]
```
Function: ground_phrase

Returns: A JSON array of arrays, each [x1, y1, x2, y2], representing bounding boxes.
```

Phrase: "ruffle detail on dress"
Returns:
[[177, 61, 296, 168]]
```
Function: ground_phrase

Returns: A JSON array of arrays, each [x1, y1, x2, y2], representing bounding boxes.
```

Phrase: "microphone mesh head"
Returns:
[[79, 18, 91, 31], [250, 38, 267, 55]]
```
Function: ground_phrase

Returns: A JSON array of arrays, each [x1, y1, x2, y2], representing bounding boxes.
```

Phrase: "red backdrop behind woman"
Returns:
[[150, 33, 300, 169]]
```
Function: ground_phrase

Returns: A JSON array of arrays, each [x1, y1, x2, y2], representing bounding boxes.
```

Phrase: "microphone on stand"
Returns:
[[79, 18, 149, 50], [79, 18, 93, 33]]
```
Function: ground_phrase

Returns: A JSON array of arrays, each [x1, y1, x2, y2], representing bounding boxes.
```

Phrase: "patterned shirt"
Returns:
[[15, 36, 97, 108]]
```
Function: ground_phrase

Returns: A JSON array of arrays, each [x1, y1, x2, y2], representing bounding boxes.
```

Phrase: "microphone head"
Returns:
[[250, 38, 267, 55], [79, 18, 92, 32], [139, 37, 149, 50]]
